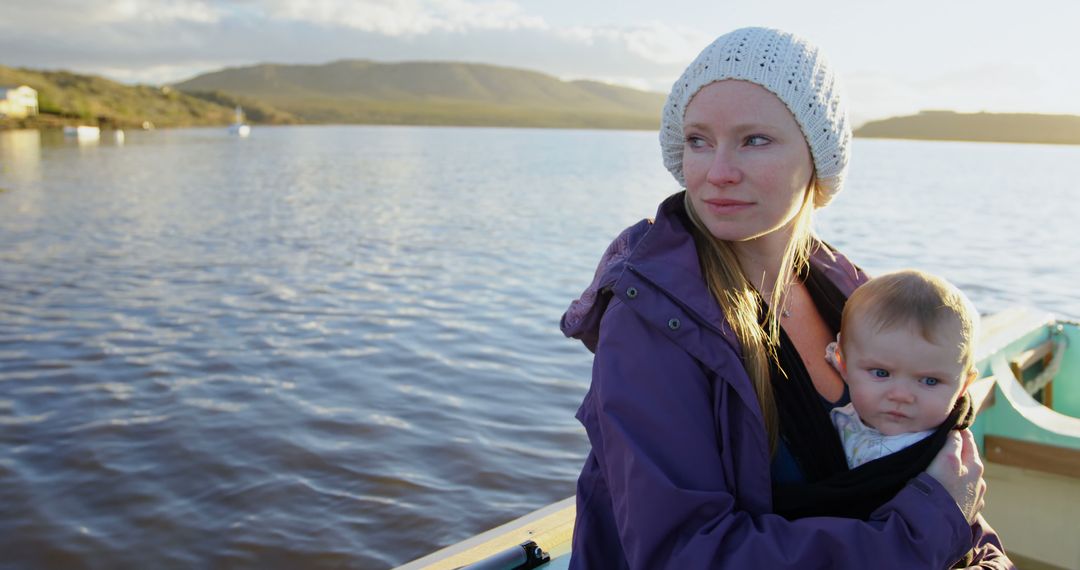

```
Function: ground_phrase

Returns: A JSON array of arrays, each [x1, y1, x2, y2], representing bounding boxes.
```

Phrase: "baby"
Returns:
[[776, 269, 984, 566], [827, 269, 980, 468]]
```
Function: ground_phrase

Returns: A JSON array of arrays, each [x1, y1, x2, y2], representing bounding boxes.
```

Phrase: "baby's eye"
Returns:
[[870, 368, 889, 378], [921, 377, 940, 386], [745, 135, 771, 146]]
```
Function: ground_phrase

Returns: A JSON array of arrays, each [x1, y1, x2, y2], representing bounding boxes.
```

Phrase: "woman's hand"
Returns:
[[925, 429, 986, 523]]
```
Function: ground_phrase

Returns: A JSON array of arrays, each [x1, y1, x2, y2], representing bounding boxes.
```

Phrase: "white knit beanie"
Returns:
[[660, 27, 851, 206]]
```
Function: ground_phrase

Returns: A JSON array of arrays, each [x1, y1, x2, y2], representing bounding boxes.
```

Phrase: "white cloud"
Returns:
[[1, 0, 226, 26], [428, 0, 546, 32], [557, 23, 707, 66], [100, 0, 224, 24], [563, 75, 660, 93], [87, 62, 230, 85], [0, 2, 732, 95], [260, 0, 546, 36]]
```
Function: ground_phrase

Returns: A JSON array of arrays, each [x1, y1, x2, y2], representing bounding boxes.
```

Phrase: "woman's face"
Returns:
[[681, 80, 814, 248]]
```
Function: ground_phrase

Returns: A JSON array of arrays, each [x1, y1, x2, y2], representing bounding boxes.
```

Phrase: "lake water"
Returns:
[[1, 126, 1078, 568]]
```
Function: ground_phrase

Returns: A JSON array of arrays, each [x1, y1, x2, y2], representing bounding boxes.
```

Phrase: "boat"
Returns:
[[62, 125, 101, 141], [398, 307, 1079, 570], [970, 307, 1079, 570], [228, 106, 250, 137]]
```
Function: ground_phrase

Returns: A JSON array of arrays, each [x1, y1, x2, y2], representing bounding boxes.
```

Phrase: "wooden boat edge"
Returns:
[[396, 496, 575, 569]]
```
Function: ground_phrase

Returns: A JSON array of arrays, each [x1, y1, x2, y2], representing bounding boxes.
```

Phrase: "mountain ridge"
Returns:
[[4, 60, 1080, 143], [171, 59, 667, 128], [855, 110, 1080, 145]]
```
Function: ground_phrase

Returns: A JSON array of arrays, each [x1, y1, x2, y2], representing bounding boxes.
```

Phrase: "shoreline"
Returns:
[[5, 121, 1080, 145]]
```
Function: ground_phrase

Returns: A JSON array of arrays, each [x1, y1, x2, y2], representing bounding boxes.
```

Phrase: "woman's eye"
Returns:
[[745, 135, 771, 146], [870, 368, 889, 378], [922, 377, 940, 386], [685, 135, 706, 149]]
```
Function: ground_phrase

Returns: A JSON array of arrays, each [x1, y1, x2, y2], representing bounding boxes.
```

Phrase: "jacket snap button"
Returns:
[[667, 318, 681, 330], [626, 287, 638, 299]]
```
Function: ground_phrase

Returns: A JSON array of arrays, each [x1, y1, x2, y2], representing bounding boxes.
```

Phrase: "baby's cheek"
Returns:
[[933, 393, 963, 424]]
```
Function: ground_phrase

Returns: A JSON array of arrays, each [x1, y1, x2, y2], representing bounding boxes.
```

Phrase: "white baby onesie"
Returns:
[[830, 403, 934, 469]]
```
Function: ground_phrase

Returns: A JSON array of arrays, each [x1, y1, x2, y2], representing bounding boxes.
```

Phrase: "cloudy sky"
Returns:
[[1, 0, 1077, 126]]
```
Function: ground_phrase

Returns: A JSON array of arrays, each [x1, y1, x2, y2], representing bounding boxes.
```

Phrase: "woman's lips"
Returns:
[[702, 198, 754, 214]]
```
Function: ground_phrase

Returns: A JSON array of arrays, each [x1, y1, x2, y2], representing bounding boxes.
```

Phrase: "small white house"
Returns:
[[0, 85, 40, 118]]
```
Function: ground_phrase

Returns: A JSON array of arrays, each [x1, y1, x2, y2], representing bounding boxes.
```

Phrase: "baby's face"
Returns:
[[840, 315, 969, 436]]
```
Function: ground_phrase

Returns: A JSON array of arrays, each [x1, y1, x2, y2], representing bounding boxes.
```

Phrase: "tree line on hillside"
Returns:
[[0, 65, 294, 129]]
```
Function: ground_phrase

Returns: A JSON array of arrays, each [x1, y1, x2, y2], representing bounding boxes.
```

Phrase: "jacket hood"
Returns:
[[560, 217, 652, 353]]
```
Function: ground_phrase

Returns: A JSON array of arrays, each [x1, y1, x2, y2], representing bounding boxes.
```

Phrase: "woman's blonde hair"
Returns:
[[683, 181, 819, 454]]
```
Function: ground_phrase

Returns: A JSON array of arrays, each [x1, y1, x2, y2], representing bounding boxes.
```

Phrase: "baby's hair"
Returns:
[[841, 269, 980, 380]]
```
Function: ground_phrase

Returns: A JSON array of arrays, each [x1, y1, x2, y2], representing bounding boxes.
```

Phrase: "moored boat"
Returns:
[[62, 125, 101, 141], [399, 307, 1079, 570], [228, 105, 250, 137]]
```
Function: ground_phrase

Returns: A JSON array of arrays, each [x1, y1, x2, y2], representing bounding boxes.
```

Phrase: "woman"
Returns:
[[561, 27, 1012, 568]]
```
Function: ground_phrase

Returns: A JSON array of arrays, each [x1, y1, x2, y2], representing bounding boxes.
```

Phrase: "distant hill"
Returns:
[[10, 60, 1079, 140], [173, 60, 666, 129], [0, 64, 296, 129], [855, 110, 1080, 145]]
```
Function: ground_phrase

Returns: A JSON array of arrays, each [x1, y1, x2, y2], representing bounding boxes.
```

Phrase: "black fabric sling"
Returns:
[[766, 261, 850, 484], [772, 392, 973, 520]]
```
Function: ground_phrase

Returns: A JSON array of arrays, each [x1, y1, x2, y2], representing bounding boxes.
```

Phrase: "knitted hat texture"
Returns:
[[660, 27, 851, 205]]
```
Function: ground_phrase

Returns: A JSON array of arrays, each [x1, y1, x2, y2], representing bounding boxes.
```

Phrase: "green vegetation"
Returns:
[[222, 95, 659, 129], [173, 60, 666, 129], [181, 89, 297, 124], [0, 65, 244, 128], [8, 60, 1080, 141], [855, 111, 1080, 145], [2, 60, 666, 130]]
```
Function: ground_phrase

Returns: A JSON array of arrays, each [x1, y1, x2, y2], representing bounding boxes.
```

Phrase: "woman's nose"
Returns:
[[706, 149, 742, 187]]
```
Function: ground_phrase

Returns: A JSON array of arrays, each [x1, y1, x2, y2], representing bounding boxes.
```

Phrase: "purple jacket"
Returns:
[[561, 193, 1012, 569]]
